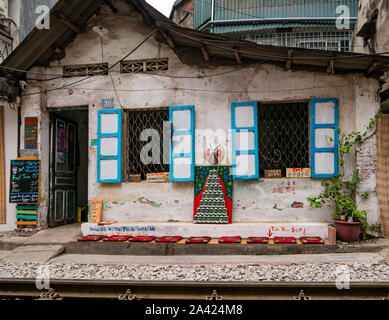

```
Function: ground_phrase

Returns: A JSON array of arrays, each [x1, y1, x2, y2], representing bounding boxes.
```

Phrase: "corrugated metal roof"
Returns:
[[194, 0, 359, 30], [211, 20, 356, 34], [158, 21, 389, 78]]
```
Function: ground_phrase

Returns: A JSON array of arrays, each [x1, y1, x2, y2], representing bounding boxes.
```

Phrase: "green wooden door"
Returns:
[[50, 114, 77, 226]]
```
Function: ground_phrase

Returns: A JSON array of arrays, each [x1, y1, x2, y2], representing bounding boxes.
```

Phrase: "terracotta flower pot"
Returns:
[[333, 220, 361, 242]]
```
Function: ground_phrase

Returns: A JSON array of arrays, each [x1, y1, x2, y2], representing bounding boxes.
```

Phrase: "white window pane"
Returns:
[[172, 157, 191, 179], [100, 137, 118, 156], [236, 131, 255, 151], [172, 134, 191, 154], [315, 128, 335, 148], [315, 153, 335, 174], [101, 113, 119, 134], [172, 110, 191, 131], [315, 102, 335, 124], [100, 159, 118, 180], [236, 154, 256, 177], [235, 106, 254, 127]]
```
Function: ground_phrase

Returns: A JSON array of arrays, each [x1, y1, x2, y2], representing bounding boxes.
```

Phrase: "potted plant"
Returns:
[[308, 115, 379, 242], [308, 171, 370, 241]]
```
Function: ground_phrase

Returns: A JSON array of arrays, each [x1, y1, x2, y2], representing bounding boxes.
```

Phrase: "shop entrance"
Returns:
[[49, 108, 88, 227]]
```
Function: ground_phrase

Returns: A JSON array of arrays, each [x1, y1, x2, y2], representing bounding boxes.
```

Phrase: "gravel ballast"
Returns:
[[1, 262, 389, 282]]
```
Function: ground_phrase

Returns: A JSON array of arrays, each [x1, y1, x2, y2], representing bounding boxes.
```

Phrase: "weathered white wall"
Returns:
[[0, 104, 18, 232], [21, 1, 381, 226], [0, 0, 8, 16], [352, 0, 388, 228], [353, 0, 389, 54], [18, 87, 50, 228]]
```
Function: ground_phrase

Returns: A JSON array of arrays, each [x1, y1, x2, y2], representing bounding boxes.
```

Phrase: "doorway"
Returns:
[[49, 108, 88, 227]]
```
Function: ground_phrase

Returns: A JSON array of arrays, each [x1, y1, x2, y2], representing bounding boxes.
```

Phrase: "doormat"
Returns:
[[78, 235, 106, 241], [300, 237, 324, 244], [155, 236, 182, 243], [130, 236, 156, 242], [247, 237, 270, 244], [274, 237, 297, 244], [103, 235, 133, 242], [186, 237, 211, 244], [194, 166, 232, 224], [218, 236, 241, 243]]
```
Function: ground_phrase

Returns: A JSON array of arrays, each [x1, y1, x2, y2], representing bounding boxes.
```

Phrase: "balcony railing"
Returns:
[[236, 29, 354, 52]]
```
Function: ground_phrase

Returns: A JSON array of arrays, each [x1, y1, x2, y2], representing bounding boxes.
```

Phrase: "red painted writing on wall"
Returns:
[[268, 226, 307, 236], [272, 181, 296, 194]]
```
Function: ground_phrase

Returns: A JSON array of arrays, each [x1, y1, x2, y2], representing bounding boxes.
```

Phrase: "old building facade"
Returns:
[[0, 0, 388, 238]]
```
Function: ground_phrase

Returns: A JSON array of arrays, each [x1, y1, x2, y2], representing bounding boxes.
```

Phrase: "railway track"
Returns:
[[0, 279, 389, 300]]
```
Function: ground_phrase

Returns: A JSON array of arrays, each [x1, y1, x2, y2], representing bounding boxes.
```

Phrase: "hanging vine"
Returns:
[[307, 113, 380, 239]]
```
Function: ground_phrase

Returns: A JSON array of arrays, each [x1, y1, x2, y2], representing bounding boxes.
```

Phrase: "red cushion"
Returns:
[[78, 235, 106, 241], [247, 237, 269, 244], [130, 236, 156, 242], [274, 237, 297, 244], [186, 237, 211, 244], [300, 237, 324, 244], [219, 236, 241, 243], [103, 235, 133, 242], [155, 236, 182, 243]]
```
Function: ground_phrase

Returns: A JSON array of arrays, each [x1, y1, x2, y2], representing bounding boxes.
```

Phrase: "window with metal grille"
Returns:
[[258, 102, 309, 178], [120, 58, 168, 74], [63, 63, 108, 77], [126, 108, 170, 181]]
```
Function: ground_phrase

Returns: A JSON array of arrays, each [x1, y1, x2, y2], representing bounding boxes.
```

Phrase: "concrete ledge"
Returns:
[[64, 241, 387, 256], [1, 245, 64, 263], [82, 222, 329, 238]]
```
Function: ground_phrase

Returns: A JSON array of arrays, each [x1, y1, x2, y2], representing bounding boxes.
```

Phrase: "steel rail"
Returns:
[[0, 279, 389, 300]]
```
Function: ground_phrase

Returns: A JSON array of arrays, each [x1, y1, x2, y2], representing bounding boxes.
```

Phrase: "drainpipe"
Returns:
[[211, 0, 215, 22]]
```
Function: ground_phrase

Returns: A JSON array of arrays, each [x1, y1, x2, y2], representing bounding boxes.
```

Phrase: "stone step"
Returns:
[[82, 222, 329, 239]]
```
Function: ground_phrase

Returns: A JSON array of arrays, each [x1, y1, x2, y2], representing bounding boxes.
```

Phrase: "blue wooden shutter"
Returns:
[[97, 109, 122, 183], [311, 98, 339, 178], [169, 105, 195, 182], [231, 102, 259, 179]]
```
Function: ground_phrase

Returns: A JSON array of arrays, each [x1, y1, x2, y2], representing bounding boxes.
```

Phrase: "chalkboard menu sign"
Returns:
[[10, 160, 40, 203]]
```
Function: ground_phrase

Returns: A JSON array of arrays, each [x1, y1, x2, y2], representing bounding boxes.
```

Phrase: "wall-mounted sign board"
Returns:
[[286, 168, 311, 178], [9, 160, 40, 203], [90, 200, 103, 223], [264, 169, 282, 178], [102, 98, 114, 109], [146, 172, 169, 183], [24, 117, 38, 149]]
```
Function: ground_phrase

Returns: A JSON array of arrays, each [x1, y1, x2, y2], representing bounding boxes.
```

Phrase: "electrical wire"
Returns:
[[0, 65, 64, 77], [1, 36, 386, 82], [61, 83, 353, 94], [3, 13, 386, 96], [21, 28, 160, 97], [98, 0, 123, 109]]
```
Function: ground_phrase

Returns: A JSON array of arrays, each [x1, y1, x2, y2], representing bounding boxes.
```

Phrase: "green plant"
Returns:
[[307, 114, 379, 239]]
